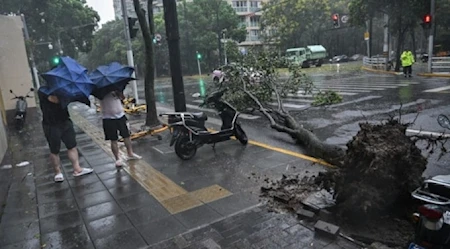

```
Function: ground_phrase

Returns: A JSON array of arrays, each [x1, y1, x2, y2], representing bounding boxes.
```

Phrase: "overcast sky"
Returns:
[[86, 0, 115, 25]]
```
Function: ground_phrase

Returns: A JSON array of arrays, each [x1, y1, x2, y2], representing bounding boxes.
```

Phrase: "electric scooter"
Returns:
[[159, 88, 248, 160], [409, 114, 450, 249], [10, 88, 34, 130]]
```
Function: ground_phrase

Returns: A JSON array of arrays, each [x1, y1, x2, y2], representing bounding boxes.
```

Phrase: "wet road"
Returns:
[[136, 71, 450, 177]]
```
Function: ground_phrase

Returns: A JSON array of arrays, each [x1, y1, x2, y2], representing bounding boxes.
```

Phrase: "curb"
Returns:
[[417, 72, 450, 78], [361, 66, 402, 75]]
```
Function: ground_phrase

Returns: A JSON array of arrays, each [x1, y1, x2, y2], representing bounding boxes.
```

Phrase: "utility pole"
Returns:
[[216, 0, 222, 66], [120, 0, 139, 103], [427, 0, 436, 73], [163, 0, 186, 112], [368, 16, 373, 57], [20, 14, 40, 89], [223, 30, 228, 65], [383, 14, 389, 71], [365, 20, 370, 57]]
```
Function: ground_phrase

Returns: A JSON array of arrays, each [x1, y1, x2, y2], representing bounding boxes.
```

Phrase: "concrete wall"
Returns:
[[0, 110, 6, 163], [0, 14, 37, 162], [0, 15, 36, 114]]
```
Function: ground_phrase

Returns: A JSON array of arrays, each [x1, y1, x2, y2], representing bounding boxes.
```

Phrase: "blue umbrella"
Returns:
[[90, 62, 135, 99], [41, 56, 95, 107]]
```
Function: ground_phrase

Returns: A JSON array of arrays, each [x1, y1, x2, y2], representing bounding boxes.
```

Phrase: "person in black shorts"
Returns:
[[38, 88, 93, 182], [99, 91, 141, 167]]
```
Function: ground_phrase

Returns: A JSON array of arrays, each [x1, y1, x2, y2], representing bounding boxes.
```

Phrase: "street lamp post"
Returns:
[[20, 14, 40, 89], [120, 0, 139, 103]]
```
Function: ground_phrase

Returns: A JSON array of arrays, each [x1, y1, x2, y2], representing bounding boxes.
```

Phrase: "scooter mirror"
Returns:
[[437, 114, 450, 130], [9, 90, 13, 93]]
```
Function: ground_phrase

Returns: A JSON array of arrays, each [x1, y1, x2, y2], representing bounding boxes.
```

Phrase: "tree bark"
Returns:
[[411, 29, 417, 60], [133, 0, 160, 127], [242, 84, 345, 166], [394, 17, 404, 72]]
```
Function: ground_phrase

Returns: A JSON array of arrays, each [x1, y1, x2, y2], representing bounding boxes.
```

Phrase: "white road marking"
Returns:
[[423, 85, 450, 93], [316, 83, 409, 88], [297, 90, 362, 95], [269, 102, 307, 109], [185, 104, 260, 120], [406, 129, 450, 138]]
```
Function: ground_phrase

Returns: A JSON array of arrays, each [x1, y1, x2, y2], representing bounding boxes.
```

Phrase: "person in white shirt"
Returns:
[[99, 91, 141, 167]]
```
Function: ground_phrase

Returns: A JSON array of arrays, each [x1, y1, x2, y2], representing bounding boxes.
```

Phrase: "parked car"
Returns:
[[210, 66, 263, 84], [350, 54, 364, 61], [329, 55, 349, 63]]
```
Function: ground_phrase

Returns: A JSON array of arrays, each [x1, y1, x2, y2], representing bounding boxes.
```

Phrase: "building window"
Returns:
[[232, 1, 248, 12], [249, 1, 260, 12], [249, 16, 259, 27], [247, 30, 260, 41]]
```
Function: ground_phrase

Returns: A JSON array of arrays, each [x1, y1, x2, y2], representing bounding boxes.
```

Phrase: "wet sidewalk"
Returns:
[[0, 107, 361, 249]]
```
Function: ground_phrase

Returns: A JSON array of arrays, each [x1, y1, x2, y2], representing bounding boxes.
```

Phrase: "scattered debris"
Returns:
[[0, 164, 12, 169], [314, 220, 340, 238], [260, 119, 425, 245], [16, 161, 30, 167]]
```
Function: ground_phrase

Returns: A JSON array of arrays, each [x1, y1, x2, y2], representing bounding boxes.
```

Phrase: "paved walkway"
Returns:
[[0, 107, 361, 249]]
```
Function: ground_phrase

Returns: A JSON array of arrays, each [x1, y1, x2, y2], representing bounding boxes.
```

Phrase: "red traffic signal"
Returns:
[[424, 14, 431, 23], [332, 14, 340, 28]]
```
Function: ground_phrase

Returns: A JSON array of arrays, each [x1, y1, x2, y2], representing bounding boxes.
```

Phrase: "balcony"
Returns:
[[249, 7, 260, 12], [248, 22, 259, 28], [233, 7, 248, 13], [246, 35, 260, 41]]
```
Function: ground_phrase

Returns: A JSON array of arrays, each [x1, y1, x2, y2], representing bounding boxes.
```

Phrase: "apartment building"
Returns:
[[113, 0, 266, 46], [226, 0, 266, 46]]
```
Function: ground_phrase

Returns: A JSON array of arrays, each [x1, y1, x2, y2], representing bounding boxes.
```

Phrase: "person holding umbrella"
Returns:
[[90, 62, 142, 167], [38, 90, 94, 182], [98, 90, 141, 167], [40, 56, 97, 182]]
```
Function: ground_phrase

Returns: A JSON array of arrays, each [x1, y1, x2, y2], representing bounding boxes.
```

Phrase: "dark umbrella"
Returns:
[[41, 56, 95, 107], [89, 62, 135, 100]]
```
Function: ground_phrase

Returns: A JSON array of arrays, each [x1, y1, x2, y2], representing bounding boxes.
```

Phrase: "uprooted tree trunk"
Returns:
[[333, 119, 427, 222], [242, 84, 346, 166]]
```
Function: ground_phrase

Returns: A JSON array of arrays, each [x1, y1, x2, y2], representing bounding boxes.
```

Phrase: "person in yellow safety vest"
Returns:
[[401, 48, 415, 78]]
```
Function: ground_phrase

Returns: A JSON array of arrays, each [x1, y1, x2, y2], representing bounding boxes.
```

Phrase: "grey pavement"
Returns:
[[0, 107, 362, 249]]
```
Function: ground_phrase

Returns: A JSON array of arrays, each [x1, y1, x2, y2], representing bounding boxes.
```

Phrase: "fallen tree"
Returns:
[[216, 51, 346, 166], [212, 51, 450, 244]]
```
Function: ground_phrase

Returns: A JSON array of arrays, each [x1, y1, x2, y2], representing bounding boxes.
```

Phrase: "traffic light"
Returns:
[[50, 56, 61, 67], [128, 17, 139, 39], [422, 14, 432, 29], [196, 51, 202, 60], [332, 14, 340, 28]]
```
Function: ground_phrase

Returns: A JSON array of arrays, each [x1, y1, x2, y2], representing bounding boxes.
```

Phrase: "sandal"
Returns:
[[54, 173, 64, 182], [115, 160, 124, 168], [73, 168, 94, 177], [125, 153, 142, 161]]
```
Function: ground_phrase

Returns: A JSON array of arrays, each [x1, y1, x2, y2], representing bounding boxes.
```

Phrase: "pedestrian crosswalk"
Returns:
[[169, 75, 422, 120], [423, 85, 450, 93], [267, 75, 420, 110]]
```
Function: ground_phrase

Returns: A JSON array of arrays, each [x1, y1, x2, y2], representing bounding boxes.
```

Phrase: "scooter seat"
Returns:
[[192, 112, 207, 121]]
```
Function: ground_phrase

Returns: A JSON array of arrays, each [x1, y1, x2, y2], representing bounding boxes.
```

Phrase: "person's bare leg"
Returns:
[[50, 153, 61, 175], [111, 141, 120, 161], [67, 148, 82, 174], [123, 137, 134, 157]]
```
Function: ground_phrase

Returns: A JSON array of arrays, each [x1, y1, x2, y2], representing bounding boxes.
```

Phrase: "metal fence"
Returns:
[[431, 57, 450, 72], [363, 57, 388, 70]]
